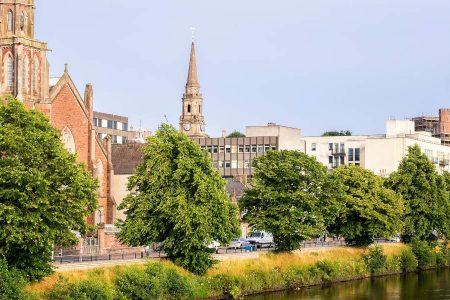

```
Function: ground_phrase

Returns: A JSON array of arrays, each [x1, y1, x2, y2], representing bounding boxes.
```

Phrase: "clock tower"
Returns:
[[179, 41, 206, 137]]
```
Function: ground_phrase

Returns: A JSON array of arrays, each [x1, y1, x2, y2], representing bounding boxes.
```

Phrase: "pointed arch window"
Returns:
[[20, 12, 25, 31], [187, 104, 191, 113], [32, 57, 38, 94], [61, 127, 76, 154], [6, 55, 14, 87], [7, 11, 13, 32], [22, 55, 29, 92]]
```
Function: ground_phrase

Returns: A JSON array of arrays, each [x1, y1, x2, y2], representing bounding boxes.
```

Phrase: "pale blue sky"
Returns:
[[36, 0, 450, 136]]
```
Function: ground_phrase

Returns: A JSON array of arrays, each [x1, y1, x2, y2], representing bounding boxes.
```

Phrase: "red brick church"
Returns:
[[0, 0, 118, 252]]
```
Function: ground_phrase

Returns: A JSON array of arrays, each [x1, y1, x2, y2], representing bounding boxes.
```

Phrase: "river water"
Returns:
[[249, 269, 450, 300]]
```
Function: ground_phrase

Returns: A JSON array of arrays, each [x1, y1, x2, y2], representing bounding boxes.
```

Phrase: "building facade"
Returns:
[[413, 109, 450, 147]]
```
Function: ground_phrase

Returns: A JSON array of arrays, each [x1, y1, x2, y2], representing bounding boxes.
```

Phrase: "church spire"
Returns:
[[187, 42, 200, 87]]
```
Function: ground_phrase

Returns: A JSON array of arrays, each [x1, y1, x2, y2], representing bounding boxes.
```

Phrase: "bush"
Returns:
[[398, 249, 418, 272], [115, 262, 191, 300], [314, 260, 340, 281], [208, 274, 241, 299], [45, 276, 115, 300], [0, 259, 27, 300], [362, 245, 387, 274], [411, 240, 436, 270], [436, 242, 449, 267]]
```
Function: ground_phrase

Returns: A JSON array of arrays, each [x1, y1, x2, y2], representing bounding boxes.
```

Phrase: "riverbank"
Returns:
[[26, 243, 450, 299]]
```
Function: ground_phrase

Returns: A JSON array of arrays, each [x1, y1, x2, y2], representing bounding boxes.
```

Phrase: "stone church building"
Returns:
[[0, 0, 118, 252]]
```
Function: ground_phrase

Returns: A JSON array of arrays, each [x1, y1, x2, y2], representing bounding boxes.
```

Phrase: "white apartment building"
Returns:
[[301, 120, 450, 176]]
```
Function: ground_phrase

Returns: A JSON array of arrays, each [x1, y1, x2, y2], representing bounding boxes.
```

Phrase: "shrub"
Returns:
[[45, 276, 115, 300], [398, 249, 418, 272], [0, 259, 27, 300], [208, 274, 241, 299], [436, 242, 449, 267], [115, 263, 191, 300], [314, 260, 340, 281], [362, 245, 387, 274], [411, 240, 436, 270]]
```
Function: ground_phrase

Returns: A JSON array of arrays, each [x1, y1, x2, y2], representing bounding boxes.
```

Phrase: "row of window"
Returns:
[[93, 118, 128, 131], [4, 54, 39, 91], [213, 160, 252, 169], [97, 133, 128, 144], [5, 10, 29, 33], [348, 148, 361, 162], [311, 143, 345, 152], [202, 144, 277, 154]]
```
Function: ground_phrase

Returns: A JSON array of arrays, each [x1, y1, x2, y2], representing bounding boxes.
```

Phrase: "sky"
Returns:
[[36, 0, 450, 137]]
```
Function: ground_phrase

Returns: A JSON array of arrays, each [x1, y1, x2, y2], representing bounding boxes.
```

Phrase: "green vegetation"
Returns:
[[239, 150, 343, 251], [226, 131, 245, 138], [330, 166, 404, 246], [0, 99, 98, 281], [117, 124, 240, 275], [322, 130, 352, 136], [0, 259, 27, 300], [26, 244, 450, 299], [387, 145, 450, 244]]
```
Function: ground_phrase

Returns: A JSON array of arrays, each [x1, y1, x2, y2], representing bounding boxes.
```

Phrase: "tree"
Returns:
[[239, 150, 343, 252], [0, 99, 98, 281], [330, 165, 404, 246], [322, 130, 352, 137], [387, 145, 450, 244], [227, 131, 245, 138], [117, 124, 240, 275]]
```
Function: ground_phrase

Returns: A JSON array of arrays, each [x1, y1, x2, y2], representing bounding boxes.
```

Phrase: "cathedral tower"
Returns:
[[0, 0, 49, 104], [179, 42, 206, 137]]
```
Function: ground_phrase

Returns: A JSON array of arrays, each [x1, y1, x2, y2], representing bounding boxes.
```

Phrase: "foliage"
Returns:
[[208, 274, 241, 299], [322, 130, 352, 137], [0, 99, 98, 280], [398, 249, 418, 272], [226, 131, 245, 138], [45, 276, 115, 300], [411, 239, 436, 270], [115, 262, 191, 300], [387, 145, 450, 244], [117, 124, 240, 275], [240, 150, 344, 252], [330, 165, 404, 246], [0, 259, 27, 300], [362, 245, 387, 274]]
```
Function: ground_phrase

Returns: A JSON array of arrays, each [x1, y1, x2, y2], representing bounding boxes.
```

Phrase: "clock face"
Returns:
[[183, 123, 191, 131]]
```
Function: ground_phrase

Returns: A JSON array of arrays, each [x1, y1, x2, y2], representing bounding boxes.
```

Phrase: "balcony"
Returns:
[[439, 159, 450, 166], [332, 149, 346, 156]]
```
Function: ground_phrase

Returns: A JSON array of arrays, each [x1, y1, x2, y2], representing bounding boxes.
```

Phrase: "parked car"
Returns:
[[207, 240, 220, 253], [388, 235, 401, 243], [247, 231, 274, 247], [228, 238, 250, 249]]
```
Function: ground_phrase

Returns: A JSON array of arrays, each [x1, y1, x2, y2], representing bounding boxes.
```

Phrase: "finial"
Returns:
[[64, 64, 69, 73], [190, 26, 196, 43]]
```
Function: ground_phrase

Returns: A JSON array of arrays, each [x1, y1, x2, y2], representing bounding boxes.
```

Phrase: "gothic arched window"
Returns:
[[61, 127, 76, 154], [32, 57, 38, 94], [7, 11, 13, 32], [22, 55, 29, 92], [6, 55, 14, 87], [187, 104, 191, 113], [20, 12, 25, 31]]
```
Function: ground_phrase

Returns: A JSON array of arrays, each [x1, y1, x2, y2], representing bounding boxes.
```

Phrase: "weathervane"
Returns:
[[190, 26, 196, 42]]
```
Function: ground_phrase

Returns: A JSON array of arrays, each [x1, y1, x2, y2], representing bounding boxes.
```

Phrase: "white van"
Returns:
[[247, 231, 274, 247]]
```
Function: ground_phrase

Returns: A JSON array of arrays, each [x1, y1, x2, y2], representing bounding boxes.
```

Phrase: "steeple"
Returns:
[[179, 40, 206, 137], [187, 42, 199, 87]]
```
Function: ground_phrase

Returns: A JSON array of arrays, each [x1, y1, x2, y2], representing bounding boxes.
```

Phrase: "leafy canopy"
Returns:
[[117, 124, 240, 274], [330, 165, 404, 246], [387, 145, 450, 244], [322, 130, 352, 137], [226, 131, 245, 138], [0, 99, 98, 281], [239, 150, 343, 252]]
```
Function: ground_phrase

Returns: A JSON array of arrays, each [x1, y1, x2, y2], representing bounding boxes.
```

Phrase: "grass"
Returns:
[[25, 244, 424, 299]]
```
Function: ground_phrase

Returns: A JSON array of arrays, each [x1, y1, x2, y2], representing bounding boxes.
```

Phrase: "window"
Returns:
[[199, 105, 201, 114], [219, 146, 225, 153], [245, 145, 251, 153], [107, 120, 118, 129], [355, 148, 361, 161], [6, 55, 13, 87], [340, 144, 345, 153], [32, 57, 38, 93], [93, 118, 98, 126], [22, 55, 28, 91], [329, 156, 333, 164], [206, 146, 212, 153], [311, 143, 317, 151], [258, 145, 264, 153], [112, 135, 118, 143], [212, 146, 218, 153], [96, 118, 103, 127], [218, 161, 224, 168], [329, 143, 333, 151], [348, 148, 354, 161], [122, 123, 128, 131], [225, 161, 231, 168], [225, 145, 231, 153], [271, 145, 277, 151], [244, 160, 250, 168], [123, 137, 128, 144], [264, 144, 271, 152], [238, 145, 244, 153], [7, 11, 13, 32], [251, 145, 257, 153], [187, 104, 191, 113], [340, 156, 345, 165], [20, 12, 25, 31]]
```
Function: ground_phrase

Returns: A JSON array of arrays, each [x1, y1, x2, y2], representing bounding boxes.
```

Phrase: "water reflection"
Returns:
[[249, 269, 450, 300]]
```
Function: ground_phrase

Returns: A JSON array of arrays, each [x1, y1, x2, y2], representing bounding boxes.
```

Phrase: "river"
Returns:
[[248, 268, 450, 300]]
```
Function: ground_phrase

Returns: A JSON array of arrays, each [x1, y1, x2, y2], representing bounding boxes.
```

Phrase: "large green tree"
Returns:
[[387, 145, 450, 243], [239, 150, 343, 252], [0, 99, 98, 281], [117, 124, 240, 275], [330, 165, 404, 246]]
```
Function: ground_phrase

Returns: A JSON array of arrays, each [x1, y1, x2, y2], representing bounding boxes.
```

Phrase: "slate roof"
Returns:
[[111, 143, 145, 175]]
